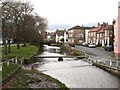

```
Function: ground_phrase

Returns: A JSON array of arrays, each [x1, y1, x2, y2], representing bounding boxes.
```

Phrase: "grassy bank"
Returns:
[[2, 44, 38, 60], [2, 63, 20, 82], [2, 44, 39, 83], [61, 44, 85, 56], [2, 69, 69, 89]]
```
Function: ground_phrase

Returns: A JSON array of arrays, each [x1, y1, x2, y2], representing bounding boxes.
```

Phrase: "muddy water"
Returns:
[[36, 45, 119, 88]]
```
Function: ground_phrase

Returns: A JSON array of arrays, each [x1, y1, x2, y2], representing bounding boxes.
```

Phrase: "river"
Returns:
[[35, 45, 119, 88]]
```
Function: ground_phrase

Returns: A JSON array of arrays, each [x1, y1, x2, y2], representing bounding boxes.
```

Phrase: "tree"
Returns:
[[60, 38, 64, 43], [2, 1, 48, 54]]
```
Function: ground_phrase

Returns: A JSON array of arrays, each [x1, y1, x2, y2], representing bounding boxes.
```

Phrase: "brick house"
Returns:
[[68, 25, 85, 44], [104, 25, 114, 46], [88, 23, 114, 46], [68, 25, 92, 44], [88, 27, 101, 44]]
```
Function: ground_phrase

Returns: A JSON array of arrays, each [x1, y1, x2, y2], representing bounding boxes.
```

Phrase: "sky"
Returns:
[[27, 0, 120, 31]]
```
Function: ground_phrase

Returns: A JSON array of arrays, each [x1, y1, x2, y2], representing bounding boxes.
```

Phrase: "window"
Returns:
[[100, 34, 102, 38], [79, 34, 83, 37], [69, 34, 73, 37], [94, 32, 96, 36], [97, 34, 99, 38], [105, 30, 107, 36]]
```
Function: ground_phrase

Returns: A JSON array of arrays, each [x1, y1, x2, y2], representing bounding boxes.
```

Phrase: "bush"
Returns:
[[61, 44, 84, 56]]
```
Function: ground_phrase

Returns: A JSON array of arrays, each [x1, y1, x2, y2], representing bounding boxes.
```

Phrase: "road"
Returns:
[[75, 45, 116, 61]]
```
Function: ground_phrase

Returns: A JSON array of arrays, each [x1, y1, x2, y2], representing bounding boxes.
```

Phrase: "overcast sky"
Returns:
[[28, 0, 120, 31]]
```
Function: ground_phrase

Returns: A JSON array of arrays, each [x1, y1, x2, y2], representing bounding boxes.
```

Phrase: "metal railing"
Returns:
[[86, 55, 120, 70]]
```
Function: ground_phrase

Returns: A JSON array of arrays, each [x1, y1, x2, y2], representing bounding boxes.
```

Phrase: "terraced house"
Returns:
[[88, 22, 114, 46]]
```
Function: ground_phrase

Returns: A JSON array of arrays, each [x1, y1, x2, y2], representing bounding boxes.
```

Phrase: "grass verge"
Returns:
[[2, 63, 20, 82], [2, 44, 38, 60]]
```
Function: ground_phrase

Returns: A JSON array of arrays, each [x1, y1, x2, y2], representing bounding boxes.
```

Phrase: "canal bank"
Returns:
[[2, 44, 69, 89]]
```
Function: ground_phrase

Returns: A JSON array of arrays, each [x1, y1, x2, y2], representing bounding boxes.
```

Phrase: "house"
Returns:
[[46, 32, 51, 41], [114, 2, 120, 59], [103, 25, 114, 46], [48, 32, 56, 43], [55, 29, 68, 43], [88, 22, 114, 46], [68, 25, 92, 44], [88, 27, 101, 44], [68, 25, 85, 44], [84, 27, 93, 43]]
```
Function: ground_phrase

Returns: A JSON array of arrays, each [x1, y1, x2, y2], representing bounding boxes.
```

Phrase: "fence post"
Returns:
[[103, 60, 105, 65], [109, 60, 112, 67], [116, 61, 120, 68], [12, 58, 14, 63], [7, 61, 9, 66], [20, 57, 24, 65], [15, 57, 18, 64]]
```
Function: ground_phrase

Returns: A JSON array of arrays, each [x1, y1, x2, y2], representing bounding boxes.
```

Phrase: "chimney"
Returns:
[[112, 19, 116, 25], [97, 23, 100, 27]]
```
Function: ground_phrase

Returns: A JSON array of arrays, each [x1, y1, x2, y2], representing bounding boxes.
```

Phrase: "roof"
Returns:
[[56, 30, 65, 36], [90, 25, 113, 33], [89, 27, 101, 32], [68, 25, 93, 30], [97, 29, 104, 33], [103, 25, 113, 30], [68, 25, 82, 30]]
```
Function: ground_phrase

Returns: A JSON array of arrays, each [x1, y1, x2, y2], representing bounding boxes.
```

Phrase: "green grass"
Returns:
[[2, 44, 38, 60], [2, 63, 20, 81]]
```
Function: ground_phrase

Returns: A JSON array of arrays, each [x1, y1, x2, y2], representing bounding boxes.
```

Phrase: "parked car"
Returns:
[[88, 43, 96, 48], [82, 42, 89, 47], [104, 45, 113, 51], [69, 44, 75, 47]]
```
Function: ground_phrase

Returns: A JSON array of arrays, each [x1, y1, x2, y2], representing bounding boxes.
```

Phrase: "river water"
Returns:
[[36, 45, 119, 88]]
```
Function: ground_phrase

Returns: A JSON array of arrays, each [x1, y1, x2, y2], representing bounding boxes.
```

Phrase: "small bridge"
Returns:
[[35, 56, 86, 59]]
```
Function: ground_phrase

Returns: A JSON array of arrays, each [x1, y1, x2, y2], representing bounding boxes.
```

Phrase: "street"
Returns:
[[75, 45, 116, 61]]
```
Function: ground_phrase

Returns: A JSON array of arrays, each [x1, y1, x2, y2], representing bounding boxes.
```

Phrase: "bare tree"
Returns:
[[2, 1, 48, 54]]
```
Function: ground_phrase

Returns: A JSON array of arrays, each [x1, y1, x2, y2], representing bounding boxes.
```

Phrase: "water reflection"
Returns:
[[36, 45, 119, 88]]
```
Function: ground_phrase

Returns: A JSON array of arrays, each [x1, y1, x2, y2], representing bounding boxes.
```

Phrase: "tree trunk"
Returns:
[[2, 19, 7, 55], [17, 41, 20, 49], [8, 39, 11, 53], [4, 38, 7, 55], [23, 41, 26, 47], [16, 24, 20, 49]]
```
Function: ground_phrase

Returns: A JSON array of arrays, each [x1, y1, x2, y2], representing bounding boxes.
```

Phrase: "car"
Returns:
[[69, 44, 75, 47], [104, 45, 113, 51], [88, 43, 96, 48], [82, 42, 89, 47]]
